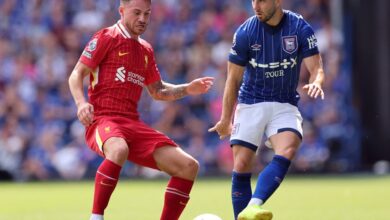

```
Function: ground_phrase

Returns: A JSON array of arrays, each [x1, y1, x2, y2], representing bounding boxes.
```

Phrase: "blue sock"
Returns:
[[252, 155, 291, 204], [232, 171, 252, 219]]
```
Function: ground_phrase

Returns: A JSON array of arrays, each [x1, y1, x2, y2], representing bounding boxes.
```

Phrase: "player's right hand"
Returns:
[[77, 102, 94, 127], [302, 82, 325, 100], [208, 120, 232, 140]]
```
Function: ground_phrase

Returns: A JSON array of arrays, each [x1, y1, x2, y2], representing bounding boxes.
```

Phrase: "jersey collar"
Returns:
[[116, 20, 140, 41], [263, 10, 287, 32]]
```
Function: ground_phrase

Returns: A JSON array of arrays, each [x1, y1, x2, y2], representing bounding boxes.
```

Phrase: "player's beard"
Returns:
[[125, 21, 147, 36], [257, 6, 277, 23]]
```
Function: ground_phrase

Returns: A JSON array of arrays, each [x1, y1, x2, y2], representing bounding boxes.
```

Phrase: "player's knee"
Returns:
[[234, 159, 252, 172], [173, 158, 199, 180], [104, 139, 129, 165], [187, 158, 199, 175], [275, 145, 298, 160], [110, 146, 129, 165], [181, 158, 199, 177]]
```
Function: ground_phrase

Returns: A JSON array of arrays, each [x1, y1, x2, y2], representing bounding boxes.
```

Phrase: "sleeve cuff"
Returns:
[[228, 56, 247, 67], [301, 49, 319, 59]]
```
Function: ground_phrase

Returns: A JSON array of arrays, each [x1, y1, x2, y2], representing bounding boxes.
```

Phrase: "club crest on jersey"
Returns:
[[282, 36, 298, 54], [88, 38, 98, 52]]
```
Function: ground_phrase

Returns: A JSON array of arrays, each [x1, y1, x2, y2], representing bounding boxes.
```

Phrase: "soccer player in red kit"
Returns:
[[68, 0, 214, 219]]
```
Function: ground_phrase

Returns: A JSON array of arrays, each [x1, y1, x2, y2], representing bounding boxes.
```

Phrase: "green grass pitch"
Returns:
[[0, 175, 389, 220]]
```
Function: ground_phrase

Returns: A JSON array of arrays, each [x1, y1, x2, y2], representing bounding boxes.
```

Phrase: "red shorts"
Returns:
[[85, 116, 178, 169]]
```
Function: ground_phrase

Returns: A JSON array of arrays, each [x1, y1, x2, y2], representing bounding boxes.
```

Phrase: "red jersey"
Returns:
[[79, 21, 161, 119]]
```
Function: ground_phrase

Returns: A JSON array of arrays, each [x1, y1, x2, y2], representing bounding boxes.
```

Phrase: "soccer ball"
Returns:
[[193, 213, 222, 220]]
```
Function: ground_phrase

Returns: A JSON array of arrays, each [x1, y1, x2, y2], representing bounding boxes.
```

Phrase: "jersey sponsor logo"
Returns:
[[104, 126, 110, 133], [282, 35, 298, 54], [115, 67, 126, 82], [115, 66, 145, 86], [265, 70, 284, 78], [249, 57, 297, 69], [307, 34, 318, 49], [118, 51, 129, 57], [87, 38, 98, 52], [251, 44, 262, 51]]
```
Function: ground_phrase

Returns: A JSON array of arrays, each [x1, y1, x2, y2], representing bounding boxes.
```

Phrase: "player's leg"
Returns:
[[249, 103, 303, 208], [230, 103, 271, 219], [85, 117, 129, 220], [231, 145, 256, 219], [237, 133, 298, 220], [249, 131, 300, 205], [153, 146, 199, 220], [85, 118, 130, 220], [90, 137, 128, 220], [234, 145, 273, 220], [123, 119, 194, 220], [240, 104, 302, 220], [239, 103, 302, 220], [90, 137, 129, 220], [239, 132, 299, 220]]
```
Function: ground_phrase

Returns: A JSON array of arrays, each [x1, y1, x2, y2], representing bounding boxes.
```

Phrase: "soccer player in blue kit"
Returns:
[[209, 0, 325, 219]]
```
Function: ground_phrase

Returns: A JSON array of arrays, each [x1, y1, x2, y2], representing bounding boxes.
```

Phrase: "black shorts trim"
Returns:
[[277, 128, 303, 140], [230, 139, 258, 152]]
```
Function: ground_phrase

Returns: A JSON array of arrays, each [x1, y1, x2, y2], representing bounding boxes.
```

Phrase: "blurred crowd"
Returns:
[[0, 0, 360, 181]]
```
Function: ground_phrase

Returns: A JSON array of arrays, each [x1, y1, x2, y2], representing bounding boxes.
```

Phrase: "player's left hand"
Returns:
[[186, 77, 214, 95], [302, 82, 324, 99]]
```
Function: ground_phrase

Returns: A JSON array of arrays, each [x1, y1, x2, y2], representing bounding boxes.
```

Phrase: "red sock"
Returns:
[[160, 177, 194, 220], [92, 159, 122, 215]]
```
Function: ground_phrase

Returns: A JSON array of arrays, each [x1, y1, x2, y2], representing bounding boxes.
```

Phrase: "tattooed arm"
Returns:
[[146, 77, 214, 101], [147, 80, 188, 101]]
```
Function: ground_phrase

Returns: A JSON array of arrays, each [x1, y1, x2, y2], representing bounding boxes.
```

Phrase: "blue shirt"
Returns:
[[229, 10, 319, 106]]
